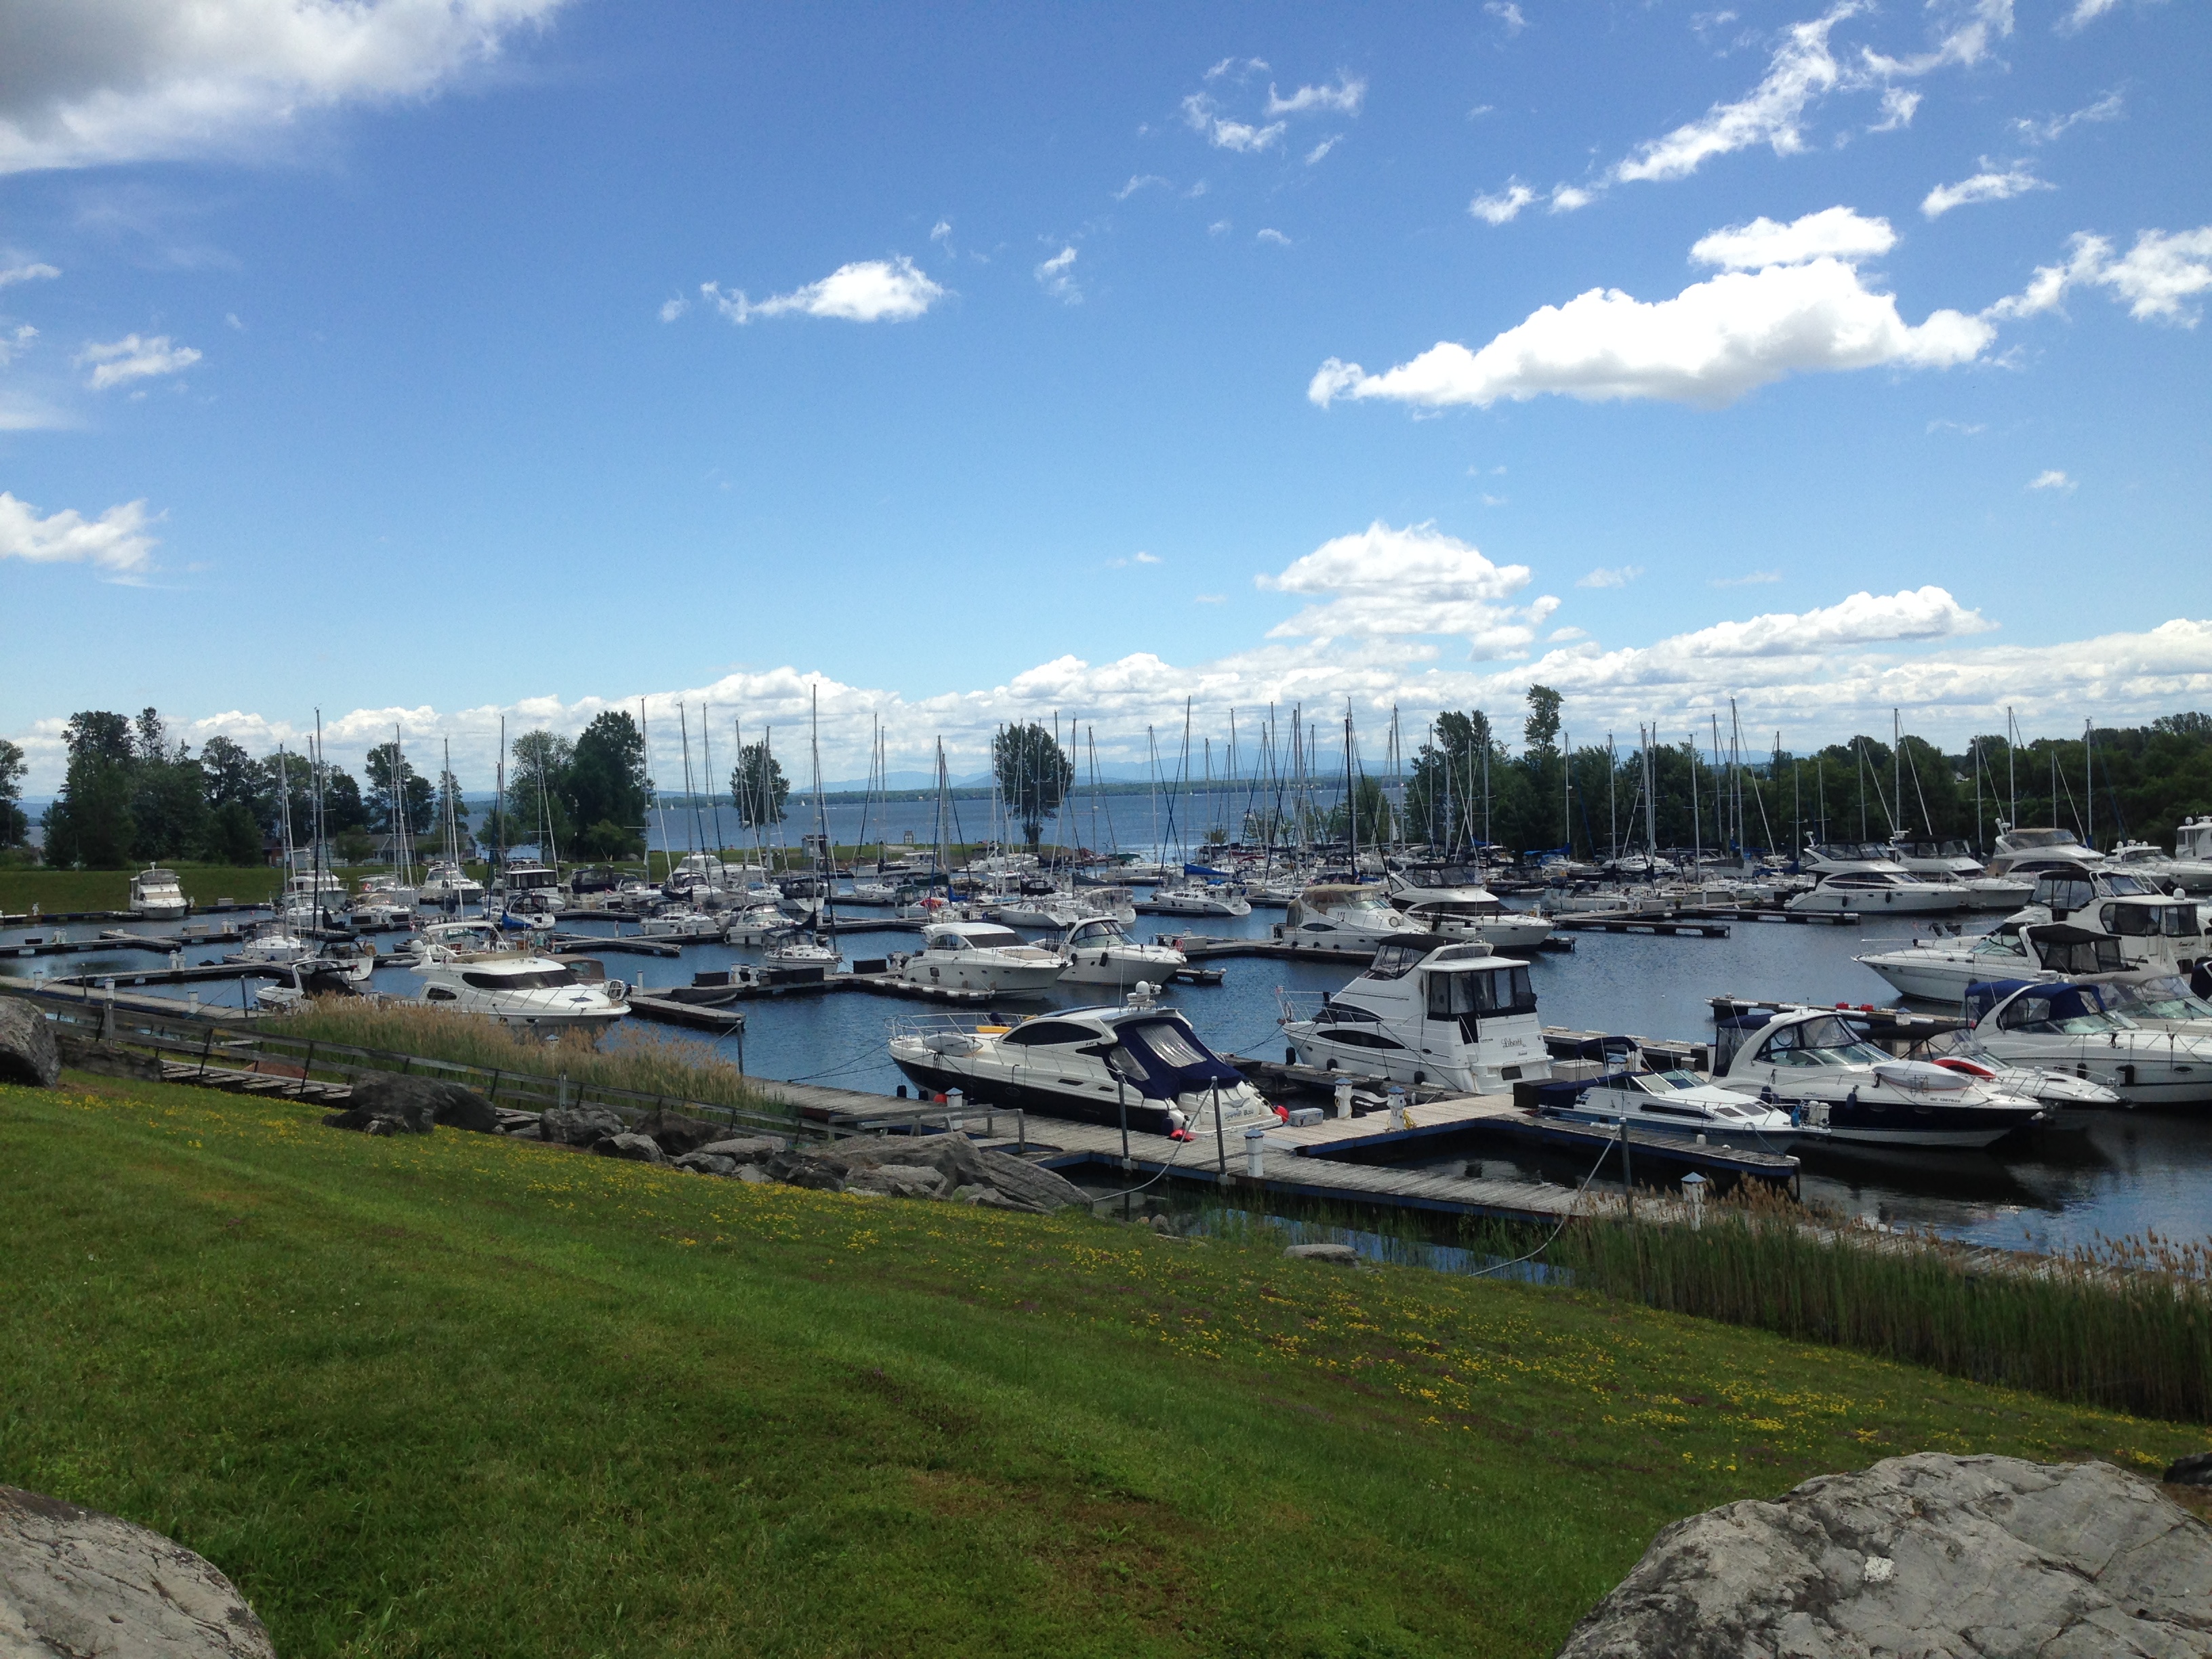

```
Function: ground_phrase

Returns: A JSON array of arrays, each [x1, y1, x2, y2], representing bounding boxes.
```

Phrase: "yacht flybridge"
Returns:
[[1984, 826, 2104, 880], [409, 924, 628, 1032], [887, 984, 1276, 1138], [1885, 838, 2032, 910], [1278, 938, 1550, 1093], [1281, 884, 1431, 949], [1384, 863, 1553, 950], [128, 866, 188, 921]]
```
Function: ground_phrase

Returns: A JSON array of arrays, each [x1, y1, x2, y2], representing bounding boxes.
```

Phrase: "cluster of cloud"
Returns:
[[1179, 58, 1363, 161], [693, 258, 945, 326], [76, 332, 201, 389], [1312, 207, 1991, 412], [1035, 246, 1080, 304], [1254, 521, 1558, 657], [1921, 163, 2051, 218], [1469, 1, 2020, 224], [0, 0, 565, 174], [0, 491, 158, 572], [1985, 226, 2212, 325]]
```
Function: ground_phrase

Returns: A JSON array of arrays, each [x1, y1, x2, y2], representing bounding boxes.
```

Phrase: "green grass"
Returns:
[[0, 863, 290, 914], [264, 1000, 778, 1119], [2, 1075, 2200, 1658]]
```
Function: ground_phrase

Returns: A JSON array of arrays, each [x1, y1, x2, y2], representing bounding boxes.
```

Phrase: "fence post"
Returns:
[[1212, 1083, 1227, 1179], [199, 1025, 215, 1078], [302, 1042, 317, 1091], [1619, 1118, 1634, 1218]]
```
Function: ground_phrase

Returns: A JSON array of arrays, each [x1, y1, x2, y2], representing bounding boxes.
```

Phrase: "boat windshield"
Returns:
[[1650, 1070, 1705, 1091], [1760, 1015, 1888, 1067], [2006, 829, 2081, 850], [2102, 977, 2212, 1022]]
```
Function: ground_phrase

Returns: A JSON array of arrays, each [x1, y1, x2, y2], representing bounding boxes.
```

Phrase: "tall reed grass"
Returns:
[[264, 998, 778, 1118], [1550, 1186, 2212, 1424]]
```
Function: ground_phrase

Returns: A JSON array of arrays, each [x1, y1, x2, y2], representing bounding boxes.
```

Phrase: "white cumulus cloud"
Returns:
[[2028, 469, 2076, 491], [77, 333, 201, 389], [0, 491, 159, 571], [0, 0, 565, 174], [1485, 2, 1528, 33], [1470, 182, 1537, 225], [701, 258, 945, 325], [1181, 93, 1284, 152], [0, 260, 60, 287], [1691, 205, 1896, 268], [1611, 4, 1858, 185], [1310, 219, 1990, 413], [1987, 226, 2212, 325], [1265, 74, 1366, 117], [1921, 163, 2051, 218], [1035, 245, 1080, 303], [1256, 520, 1558, 657], [1577, 566, 1644, 589]]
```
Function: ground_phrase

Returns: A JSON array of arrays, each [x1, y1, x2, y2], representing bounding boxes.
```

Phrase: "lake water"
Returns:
[[11, 896, 2209, 1258]]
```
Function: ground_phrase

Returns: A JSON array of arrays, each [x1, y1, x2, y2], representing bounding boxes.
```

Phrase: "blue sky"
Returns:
[[1, 0, 2207, 790]]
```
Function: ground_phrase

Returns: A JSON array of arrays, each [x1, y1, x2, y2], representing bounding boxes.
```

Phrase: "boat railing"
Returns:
[[1275, 988, 1330, 1023], [888, 1010, 1012, 1043]]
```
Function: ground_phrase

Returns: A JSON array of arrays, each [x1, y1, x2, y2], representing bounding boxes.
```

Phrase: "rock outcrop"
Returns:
[[1553, 1452, 2212, 1658], [0, 997, 60, 1089], [348, 1072, 499, 1134], [596, 1132, 668, 1165], [0, 1483, 275, 1658], [631, 1109, 727, 1157], [695, 1135, 786, 1164], [537, 1105, 628, 1148]]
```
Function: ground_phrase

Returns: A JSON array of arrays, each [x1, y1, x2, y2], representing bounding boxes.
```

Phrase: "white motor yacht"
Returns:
[[356, 872, 420, 910], [888, 983, 1276, 1138], [638, 907, 724, 940], [719, 903, 789, 945], [1856, 924, 2044, 1002], [1786, 867, 1966, 915], [498, 859, 567, 914], [1710, 1008, 2045, 1148], [2164, 817, 2212, 894], [411, 936, 627, 1031], [1387, 861, 1555, 948], [1984, 825, 2104, 881], [1279, 939, 1550, 1093], [281, 869, 348, 926], [2091, 975, 2212, 1037], [233, 923, 313, 966], [2008, 871, 2205, 972], [1279, 884, 1431, 950], [1963, 979, 2212, 1108], [1540, 1067, 1808, 1153], [128, 865, 188, 921], [1057, 916, 1187, 989], [762, 935, 842, 981], [417, 860, 485, 907], [887, 921, 1067, 996], [1145, 880, 1252, 918], [1887, 838, 2031, 910]]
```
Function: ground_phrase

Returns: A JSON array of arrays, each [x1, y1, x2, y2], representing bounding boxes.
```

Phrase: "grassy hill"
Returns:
[[2, 1073, 2198, 1658]]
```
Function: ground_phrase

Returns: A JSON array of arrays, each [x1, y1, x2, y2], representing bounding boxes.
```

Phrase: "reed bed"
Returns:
[[264, 997, 777, 1117], [1549, 1185, 2212, 1425]]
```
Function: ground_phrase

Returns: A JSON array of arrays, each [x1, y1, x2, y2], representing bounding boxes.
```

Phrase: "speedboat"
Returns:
[[762, 935, 841, 981], [417, 861, 485, 907], [1855, 924, 2040, 1002], [1785, 867, 1966, 915], [1711, 1007, 2045, 1148], [412, 937, 628, 1032], [128, 865, 188, 921], [1984, 825, 2104, 881], [888, 921, 1066, 996], [1279, 939, 1551, 1093], [1279, 884, 1431, 949], [1057, 916, 1187, 989], [720, 902, 788, 945], [888, 983, 1277, 1138], [1887, 838, 2031, 910], [1962, 979, 2212, 1108], [1540, 1067, 1809, 1152], [1145, 880, 1252, 918]]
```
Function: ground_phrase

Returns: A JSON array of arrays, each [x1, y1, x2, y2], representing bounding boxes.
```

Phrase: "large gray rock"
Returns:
[[846, 1163, 947, 1200], [0, 1483, 275, 1657], [0, 997, 60, 1089], [596, 1132, 666, 1165], [349, 1071, 499, 1133], [696, 1136, 787, 1164], [631, 1109, 725, 1156], [976, 1148, 1088, 1212], [538, 1104, 628, 1147], [1554, 1452, 2212, 1659], [1284, 1242, 1359, 1265], [672, 1151, 738, 1177]]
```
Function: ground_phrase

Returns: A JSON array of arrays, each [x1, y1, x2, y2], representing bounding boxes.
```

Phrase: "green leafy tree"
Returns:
[[570, 712, 648, 839], [1326, 773, 1395, 845], [206, 798, 264, 865], [1522, 685, 1562, 756], [0, 737, 26, 849], [991, 722, 1074, 851], [508, 731, 575, 852], [41, 712, 138, 867], [729, 741, 790, 827], [197, 737, 258, 811], [1405, 710, 1497, 847], [364, 742, 435, 835]]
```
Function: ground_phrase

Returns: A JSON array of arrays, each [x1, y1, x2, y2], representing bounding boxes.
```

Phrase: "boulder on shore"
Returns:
[[672, 1151, 738, 1176], [1553, 1452, 2212, 1658], [0, 1483, 275, 1658], [846, 1162, 947, 1200], [0, 996, 60, 1089], [350, 1072, 499, 1134], [1284, 1242, 1359, 1265], [696, 1135, 786, 1164], [538, 1104, 628, 1148], [773, 1134, 1086, 1212], [596, 1132, 667, 1165], [632, 1108, 726, 1156]]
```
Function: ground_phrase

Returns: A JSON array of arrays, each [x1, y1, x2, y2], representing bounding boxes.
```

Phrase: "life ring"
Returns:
[[605, 979, 628, 1002]]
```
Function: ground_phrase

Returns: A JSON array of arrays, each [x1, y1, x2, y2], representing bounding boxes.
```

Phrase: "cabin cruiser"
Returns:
[[1711, 1008, 2045, 1148], [498, 859, 567, 914], [1280, 884, 1432, 949], [1984, 826, 2104, 880], [411, 934, 628, 1031], [1145, 879, 1252, 918], [638, 907, 724, 940], [762, 935, 841, 981], [1963, 980, 2212, 1108], [887, 921, 1067, 996], [1056, 916, 1186, 989], [2165, 817, 2212, 894], [232, 921, 313, 966], [1855, 924, 2041, 1003], [719, 902, 790, 945], [2090, 975, 2212, 1037], [1540, 1067, 1808, 1152], [1887, 838, 2032, 909], [1385, 861, 1555, 947], [1785, 867, 1965, 915], [128, 866, 188, 921], [888, 983, 1277, 1138], [282, 869, 348, 926], [1279, 939, 1550, 1093], [2008, 871, 2205, 972], [417, 860, 485, 907], [989, 893, 1092, 930]]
